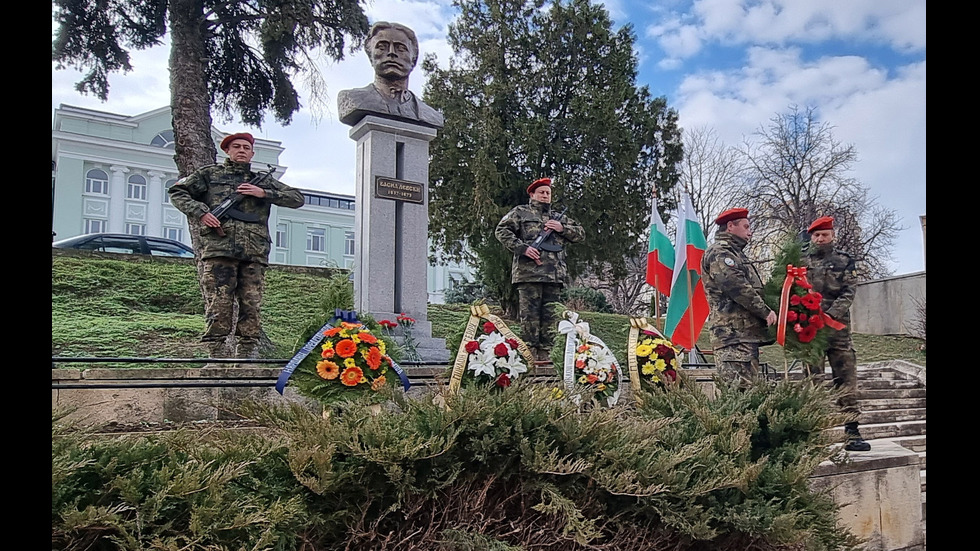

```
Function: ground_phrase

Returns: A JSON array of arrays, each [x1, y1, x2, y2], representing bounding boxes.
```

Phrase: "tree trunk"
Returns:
[[168, 0, 223, 344]]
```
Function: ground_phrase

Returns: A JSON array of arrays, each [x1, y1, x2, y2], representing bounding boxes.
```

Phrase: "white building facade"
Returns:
[[52, 104, 473, 302]]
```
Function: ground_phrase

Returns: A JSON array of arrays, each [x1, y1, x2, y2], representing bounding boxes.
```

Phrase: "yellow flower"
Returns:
[[641, 362, 656, 375], [378, 341, 387, 355], [596, 383, 606, 391], [578, 375, 588, 384], [651, 374, 661, 383], [551, 387, 564, 399], [635, 344, 653, 357], [654, 358, 667, 371], [344, 357, 356, 368]]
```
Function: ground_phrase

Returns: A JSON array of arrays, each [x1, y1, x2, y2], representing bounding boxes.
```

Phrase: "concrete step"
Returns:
[[859, 397, 926, 411], [918, 451, 926, 470], [858, 387, 926, 400], [886, 435, 927, 453], [829, 420, 926, 441], [920, 470, 926, 493], [860, 407, 926, 424], [857, 378, 922, 390]]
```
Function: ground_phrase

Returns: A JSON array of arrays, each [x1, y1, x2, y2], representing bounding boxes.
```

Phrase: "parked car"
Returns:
[[53, 233, 195, 258]]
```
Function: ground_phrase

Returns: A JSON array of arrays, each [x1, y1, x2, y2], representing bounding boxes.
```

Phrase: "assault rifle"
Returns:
[[528, 205, 568, 266], [209, 164, 276, 237]]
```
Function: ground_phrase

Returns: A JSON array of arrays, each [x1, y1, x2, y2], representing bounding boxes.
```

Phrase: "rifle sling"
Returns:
[[223, 207, 262, 223]]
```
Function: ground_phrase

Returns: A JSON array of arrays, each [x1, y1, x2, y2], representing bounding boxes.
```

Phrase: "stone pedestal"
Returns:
[[348, 115, 448, 362], [809, 440, 924, 551]]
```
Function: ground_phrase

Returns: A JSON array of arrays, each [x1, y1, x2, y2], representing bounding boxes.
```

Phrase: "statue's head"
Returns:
[[365, 21, 419, 81]]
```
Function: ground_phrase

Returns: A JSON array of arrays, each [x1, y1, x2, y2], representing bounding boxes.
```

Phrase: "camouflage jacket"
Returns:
[[168, 158, 304, 264], [494, 200, 585, 284], [803, 243, 857, 322], [701, 232, 772, 346]]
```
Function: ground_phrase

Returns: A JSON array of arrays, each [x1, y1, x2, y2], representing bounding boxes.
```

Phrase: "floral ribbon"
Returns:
[[627, 317, 662, 399], [776, 265, 845, 346], [558, 311, 622, 406], [448, 304, 534, 394]]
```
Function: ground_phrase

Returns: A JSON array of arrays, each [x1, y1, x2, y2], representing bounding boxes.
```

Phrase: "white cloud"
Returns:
[[673, 47, 925, 273], [656, 0, 927, 59]]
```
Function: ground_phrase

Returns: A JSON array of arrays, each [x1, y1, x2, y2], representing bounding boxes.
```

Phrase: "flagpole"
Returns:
[[650, 192, 662, 332]]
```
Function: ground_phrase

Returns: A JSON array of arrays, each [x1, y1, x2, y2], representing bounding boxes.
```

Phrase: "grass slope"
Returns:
[[52, 252, 926, 368]]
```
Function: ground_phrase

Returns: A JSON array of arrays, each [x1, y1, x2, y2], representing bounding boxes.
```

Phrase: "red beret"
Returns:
[[714, 208, 749, 226], [807, 216, 834, 233], [527, 177, 552, 195], [220, 132, 255, 151]]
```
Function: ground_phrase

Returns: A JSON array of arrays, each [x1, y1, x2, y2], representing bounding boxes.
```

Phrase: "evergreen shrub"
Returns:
[[54, 377, 862, 550], [561, 286, 613, 313]]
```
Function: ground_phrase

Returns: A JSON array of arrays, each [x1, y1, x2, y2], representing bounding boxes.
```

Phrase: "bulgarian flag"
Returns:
[[645, 197, 674, 297], [663, 192, 709, 351]]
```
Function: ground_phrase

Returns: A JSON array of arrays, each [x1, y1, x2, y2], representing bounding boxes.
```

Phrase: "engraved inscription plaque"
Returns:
[[375, 176, 424, 204]]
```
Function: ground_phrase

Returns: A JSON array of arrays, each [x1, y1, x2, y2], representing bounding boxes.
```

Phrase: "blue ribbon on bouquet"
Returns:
[[275, 309, 411, 394]]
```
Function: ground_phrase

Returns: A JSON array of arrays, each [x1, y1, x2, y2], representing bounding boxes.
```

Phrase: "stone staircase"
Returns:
[[820, 361, 927, 545]]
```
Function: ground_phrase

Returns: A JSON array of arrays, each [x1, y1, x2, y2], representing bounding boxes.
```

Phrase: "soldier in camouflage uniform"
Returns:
[[168, 132, 304, 360], [701, 208, 777, 384], [802, 216, 870, 451], [495, 178, 585, 361]]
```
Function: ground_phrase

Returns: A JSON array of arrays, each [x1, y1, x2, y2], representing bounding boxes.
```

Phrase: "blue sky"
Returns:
[[52, 0, 926, 275]]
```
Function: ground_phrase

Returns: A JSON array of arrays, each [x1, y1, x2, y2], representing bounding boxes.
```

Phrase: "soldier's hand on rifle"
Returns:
[[544, 219, 563, 232], [524, 245, 542, 264], [236, 182, 267, 198], [201, 212, 222, 228]]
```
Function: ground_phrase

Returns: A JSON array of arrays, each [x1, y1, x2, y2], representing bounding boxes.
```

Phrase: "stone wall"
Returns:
[[849, 271, 925, 336]]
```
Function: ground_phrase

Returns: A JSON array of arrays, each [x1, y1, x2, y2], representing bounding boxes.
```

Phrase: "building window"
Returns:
[[448, 272, 464, 290], [151, 130, 176, 149], [127, 175, 147, 200], [84, 219, 106, 234], [163, 227, 183, 241], [307, 228, 325, 252], [302, 193, 356, 210], [344, 231, 355, 255], [85, 169, 109, 195], [126, 223, 146, 235], [276, 223, 288, 248], [163, 178, 177, 204]]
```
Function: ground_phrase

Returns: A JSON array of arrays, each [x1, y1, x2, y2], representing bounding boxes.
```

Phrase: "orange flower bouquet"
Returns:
[[281, 313, 410, 405]]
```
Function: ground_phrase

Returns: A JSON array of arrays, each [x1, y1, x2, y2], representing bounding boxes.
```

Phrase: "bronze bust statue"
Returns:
[[337, 21, 445, 129]]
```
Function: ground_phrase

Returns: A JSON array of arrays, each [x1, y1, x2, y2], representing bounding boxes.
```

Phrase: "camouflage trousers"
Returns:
[[714, 342, 761, 385], [516, 282, 562, 351], [803, 330, 860, 416], [200, 257, 266, 345]]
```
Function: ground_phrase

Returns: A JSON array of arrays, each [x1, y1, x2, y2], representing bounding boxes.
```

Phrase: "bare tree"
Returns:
[[736, 105, 900, 278], [567, 253, 651, 316], [678, 125, 749, 234]]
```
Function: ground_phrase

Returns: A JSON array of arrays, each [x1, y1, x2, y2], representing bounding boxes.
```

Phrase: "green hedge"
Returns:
[[54, 378, 863, 550]]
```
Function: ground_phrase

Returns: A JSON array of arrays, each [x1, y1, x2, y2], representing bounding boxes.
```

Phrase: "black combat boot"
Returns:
[[203, 339, 231, 369], [844, 422, 871, 452]]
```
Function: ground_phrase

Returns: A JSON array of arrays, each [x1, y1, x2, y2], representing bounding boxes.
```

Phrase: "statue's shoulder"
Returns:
[[415, 97, 445, 128]]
